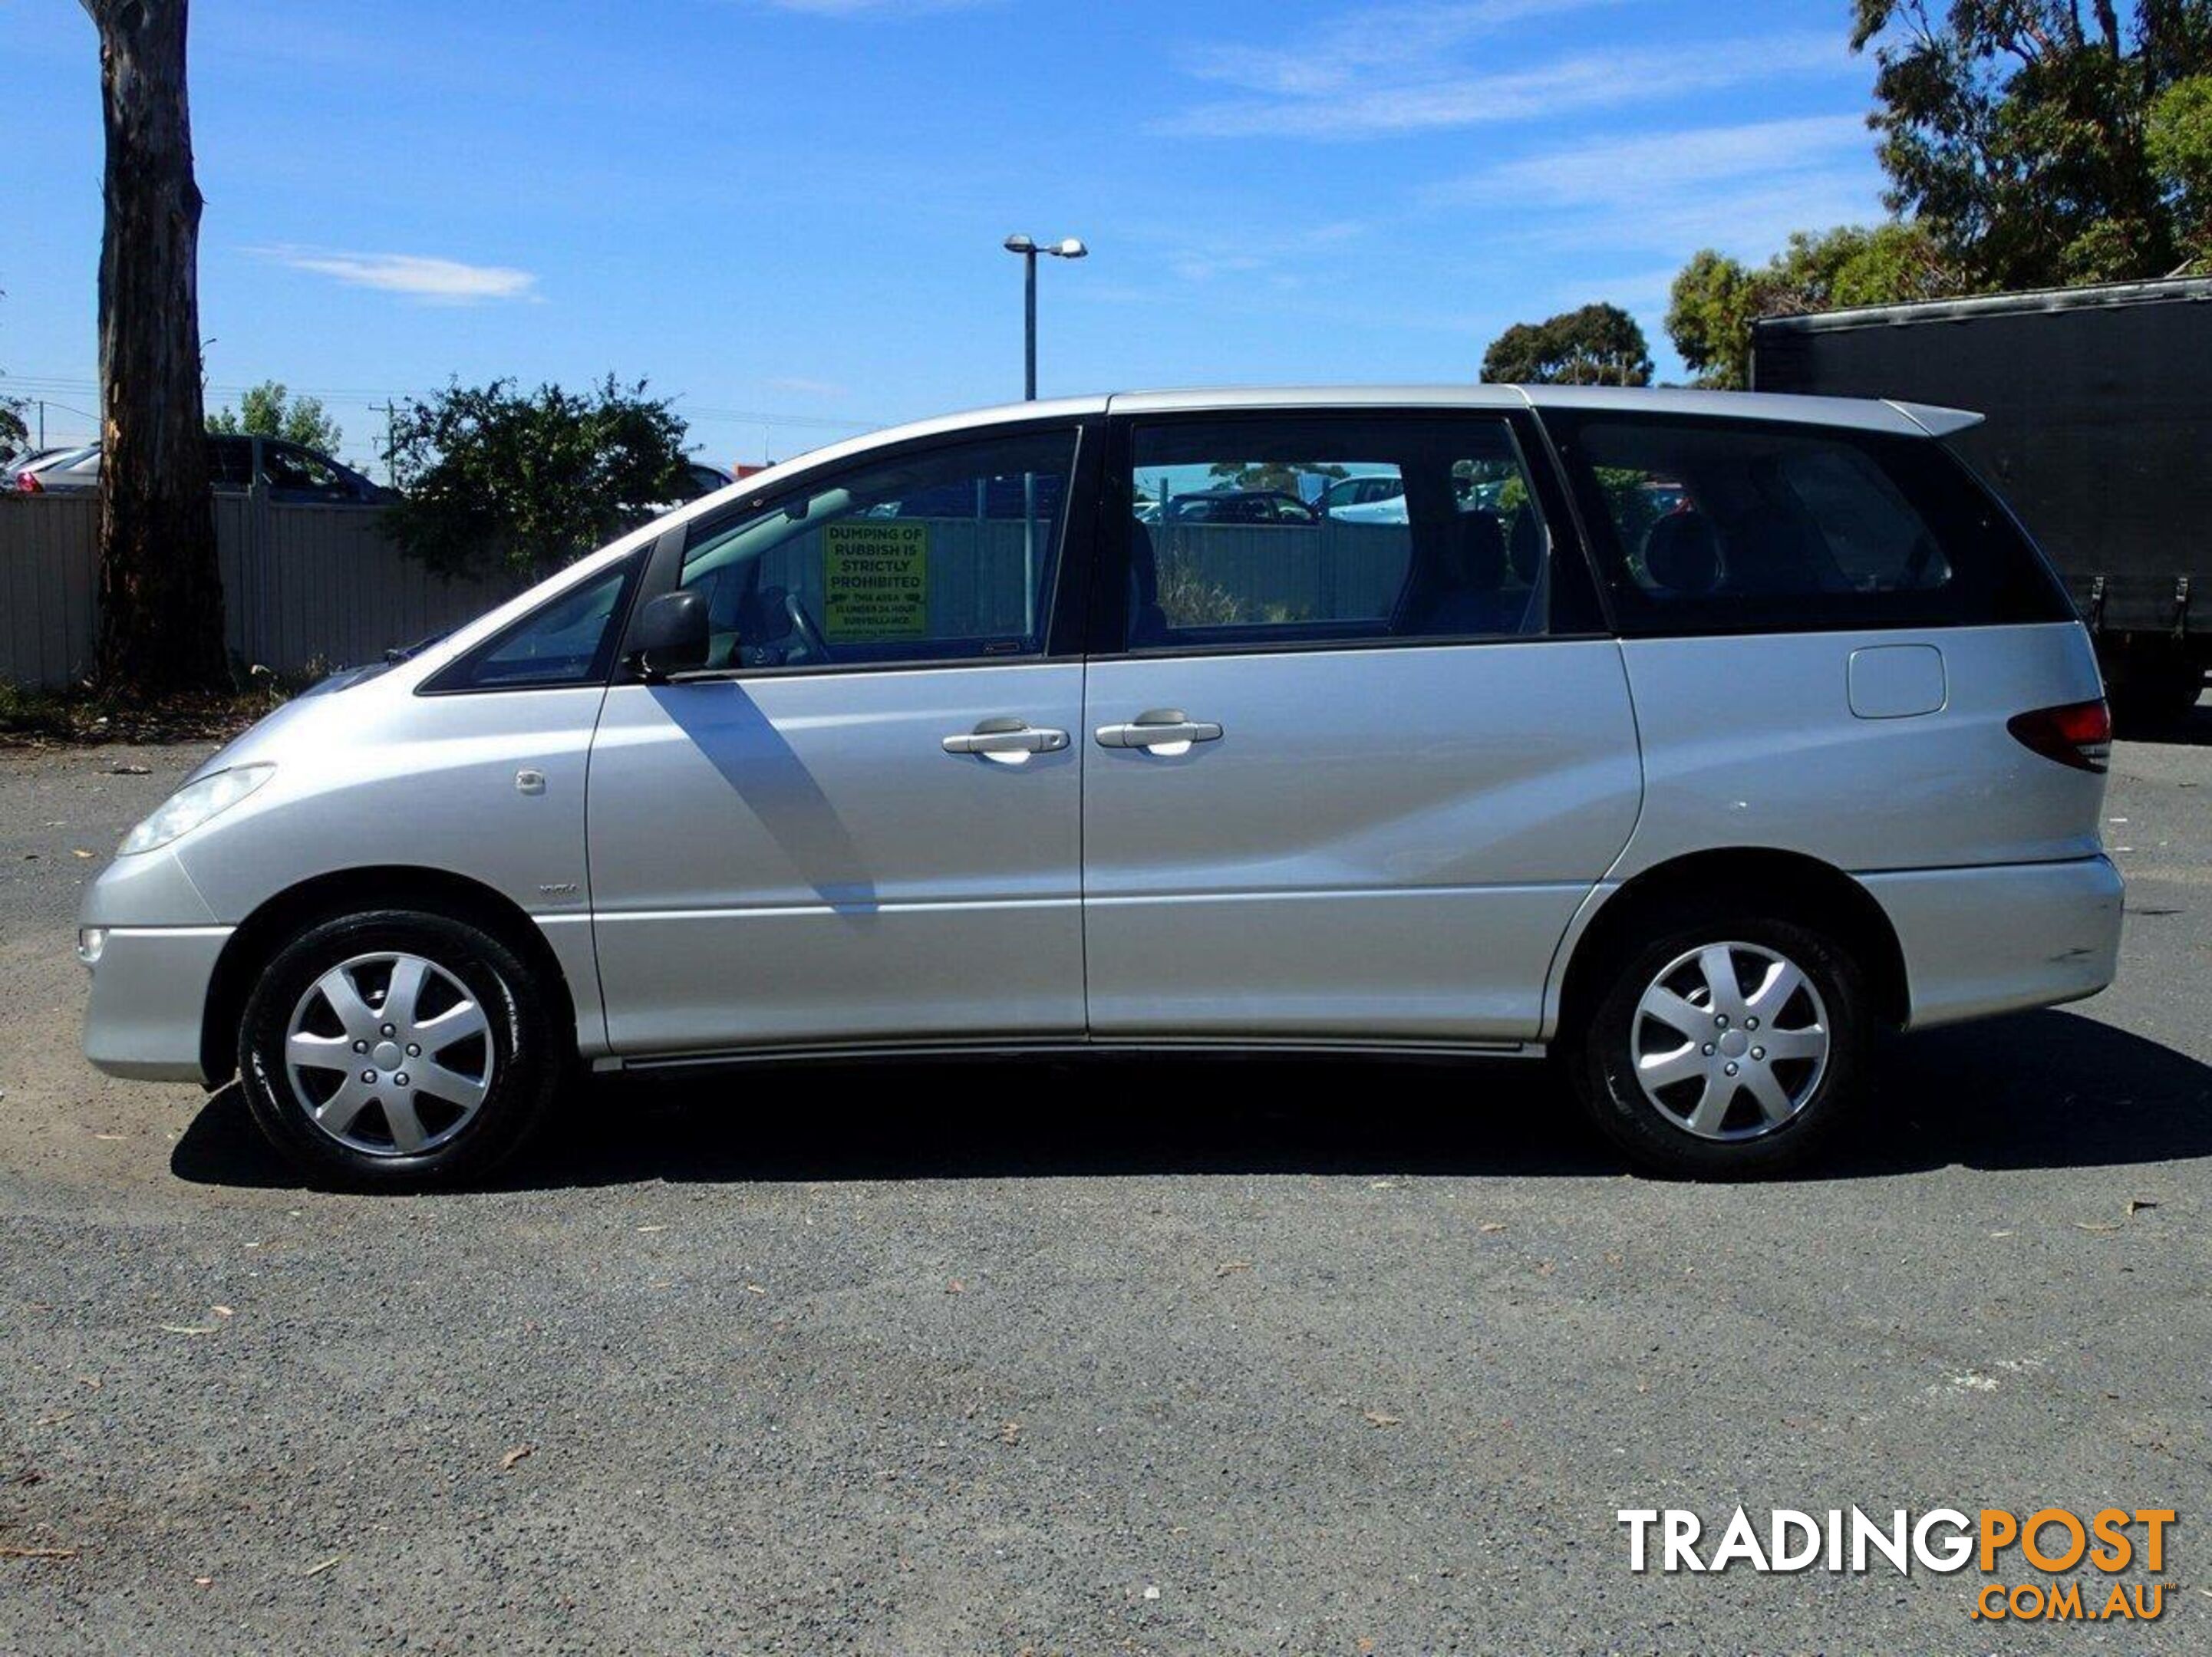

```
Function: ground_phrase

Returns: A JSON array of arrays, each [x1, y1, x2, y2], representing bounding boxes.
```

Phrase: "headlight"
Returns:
[[118, 764, 275, 855]]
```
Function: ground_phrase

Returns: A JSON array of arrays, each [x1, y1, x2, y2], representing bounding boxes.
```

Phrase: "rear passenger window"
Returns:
[[1552, 414, 2073, 634], [1126, 416, 1564, 649]]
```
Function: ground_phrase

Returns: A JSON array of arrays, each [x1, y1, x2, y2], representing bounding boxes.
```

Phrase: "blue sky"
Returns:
[[3, 0, 1890, 472]]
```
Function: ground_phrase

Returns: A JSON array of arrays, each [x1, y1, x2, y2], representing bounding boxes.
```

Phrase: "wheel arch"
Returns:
[[200, 867, 579, 1085], [1550, 848, 1910, 1042]]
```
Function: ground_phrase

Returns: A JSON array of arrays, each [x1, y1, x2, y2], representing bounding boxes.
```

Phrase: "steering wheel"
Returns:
[[785, 589, 834, 663]]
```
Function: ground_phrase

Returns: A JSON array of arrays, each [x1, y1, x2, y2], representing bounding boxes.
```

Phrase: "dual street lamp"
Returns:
[[1003, 234, 1086, 401]]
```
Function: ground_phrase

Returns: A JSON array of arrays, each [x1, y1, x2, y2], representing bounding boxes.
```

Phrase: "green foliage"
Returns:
[[383, 376, 691, 579], [207, 380, 342, 453], [1851, 2, 2212, 288], [1481, 302, 1653, 385], [2150, 71, 2212, 265], [1666, 222, 1960, 389]]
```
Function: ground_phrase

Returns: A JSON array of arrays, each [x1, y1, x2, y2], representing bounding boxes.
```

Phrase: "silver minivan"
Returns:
[[77, 387, 2124, 1186]]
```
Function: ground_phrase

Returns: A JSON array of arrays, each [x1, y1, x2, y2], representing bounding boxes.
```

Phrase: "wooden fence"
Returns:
[[0, 492, 519, 690]]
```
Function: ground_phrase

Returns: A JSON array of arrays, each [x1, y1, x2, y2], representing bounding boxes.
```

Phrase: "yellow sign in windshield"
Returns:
[[823, 520, 929, 641]]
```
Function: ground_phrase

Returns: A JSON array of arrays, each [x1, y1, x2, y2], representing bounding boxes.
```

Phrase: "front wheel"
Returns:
[[238, 910, 562, 1189], [1568, 912, 1869, 1179]]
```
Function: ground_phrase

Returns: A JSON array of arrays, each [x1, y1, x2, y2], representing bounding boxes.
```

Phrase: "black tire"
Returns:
[[1566, 908, 1870, 1180], [238, 909, 562, 1189]]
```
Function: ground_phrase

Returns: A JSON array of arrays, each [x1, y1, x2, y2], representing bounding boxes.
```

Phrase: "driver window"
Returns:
[[677, 428, 1077, 670]]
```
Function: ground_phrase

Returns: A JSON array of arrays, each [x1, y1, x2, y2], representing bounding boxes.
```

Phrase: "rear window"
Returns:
[[1546, 414, 2074, 635]]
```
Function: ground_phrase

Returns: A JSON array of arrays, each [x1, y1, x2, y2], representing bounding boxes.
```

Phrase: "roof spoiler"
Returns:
[[1883, 400, 1986, 439]]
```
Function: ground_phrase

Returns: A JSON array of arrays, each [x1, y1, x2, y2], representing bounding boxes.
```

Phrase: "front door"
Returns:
[[1083, 409, 1643, 1043], [588, 422, 1092, 1056]]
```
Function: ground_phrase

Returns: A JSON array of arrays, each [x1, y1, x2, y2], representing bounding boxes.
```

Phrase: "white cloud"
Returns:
[[1179, 0, 1627, 98], [1161, 26, 1857, 140], [766, 375, 849, 397], [1426, 115, 1886, 259], [1432, 114, 1871, 205], [249, 246, 539, 305]]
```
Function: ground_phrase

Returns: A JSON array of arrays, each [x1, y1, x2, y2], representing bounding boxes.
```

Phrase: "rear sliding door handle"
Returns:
[[941, 717, 1070, 763], [1094, 709, 1225, 751]]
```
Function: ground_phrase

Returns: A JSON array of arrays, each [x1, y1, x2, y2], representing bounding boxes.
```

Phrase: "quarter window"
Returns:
[[1551, 414, 2074, 634], [424, 558, 638, 692], [1127, 417, 1555, 648], [676, 429, 1076, 670]]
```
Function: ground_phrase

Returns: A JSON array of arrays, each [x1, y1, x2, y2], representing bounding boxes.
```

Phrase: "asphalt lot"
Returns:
[[2, 711, 2208, 1655]]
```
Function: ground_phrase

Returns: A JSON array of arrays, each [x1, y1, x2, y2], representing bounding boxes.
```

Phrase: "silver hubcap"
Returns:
[[1631, 941, 1829, 1141], [284, 951, 494, 1156]]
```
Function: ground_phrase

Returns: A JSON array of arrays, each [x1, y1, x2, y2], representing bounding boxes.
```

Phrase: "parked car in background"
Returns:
[[14, 434, 392, 502], [2, 444, 73, 474], [1320, 473, 1408, 521], [9, 444, 100, 493], [77, 387, 2121, 1190], [1165, 488, 1319, 525], [684, 461, 736, 497]]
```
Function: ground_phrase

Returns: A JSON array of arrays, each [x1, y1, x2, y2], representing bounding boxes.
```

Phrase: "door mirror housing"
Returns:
[[630, 589, 710, 677]]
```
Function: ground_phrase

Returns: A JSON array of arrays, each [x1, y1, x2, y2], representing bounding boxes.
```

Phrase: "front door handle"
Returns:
[[941, 717, 1070, 763], [1094, 709, 1225, 751]]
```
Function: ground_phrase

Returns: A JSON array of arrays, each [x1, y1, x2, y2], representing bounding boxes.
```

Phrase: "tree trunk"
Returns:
[[82, 0, 227, 695]]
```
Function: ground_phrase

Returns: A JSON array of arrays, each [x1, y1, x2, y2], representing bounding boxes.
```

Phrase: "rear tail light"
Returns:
[[13, 470, 41, 493], [2007, 698, 2111, 773]]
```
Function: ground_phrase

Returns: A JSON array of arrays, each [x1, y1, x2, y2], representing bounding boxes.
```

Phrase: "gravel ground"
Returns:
[[2, 712, 2208, 1655]]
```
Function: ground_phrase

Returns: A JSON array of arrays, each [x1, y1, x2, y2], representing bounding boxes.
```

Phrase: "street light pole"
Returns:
[[1024, 250, 1037, 400], [1002, 234, 1086, 402]]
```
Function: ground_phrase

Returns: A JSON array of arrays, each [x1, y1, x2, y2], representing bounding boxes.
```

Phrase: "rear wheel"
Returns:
[[1568, 911, 1869, 1178], [239, 910, 561, 1188]]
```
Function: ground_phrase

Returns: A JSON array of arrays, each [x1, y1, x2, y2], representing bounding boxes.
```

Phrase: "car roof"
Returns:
[[823, 387, 1980, 455]]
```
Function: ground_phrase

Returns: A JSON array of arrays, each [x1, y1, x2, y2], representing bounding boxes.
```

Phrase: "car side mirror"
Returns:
[[630, 590, 710, 678]]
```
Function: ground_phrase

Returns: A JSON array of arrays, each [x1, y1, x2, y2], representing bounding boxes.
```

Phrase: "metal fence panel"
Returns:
[[0, 492, 519, 690]]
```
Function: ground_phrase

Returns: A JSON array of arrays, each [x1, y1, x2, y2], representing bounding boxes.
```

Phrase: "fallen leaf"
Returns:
[[159, 1323, 218, 1336], [1362, 1410, 1403, 1429], [2127, 1198, 2159, 1217], [1142, 1585, 1160, 1601], [945, 1280, 966, 1294], [71, 849, 94, 860], [2074, 1222, 2124, 1234], [635, 1224, 667, 1233], [0, 1547, 77, 1560], [1215, 1260, 1253, 1277], [74, 1376, 100, 1391], [13, 1469, 45, 1488], [91, 1133, 125, 1142], [998, 1421, 1021, 1445], [1989, 1230, 2015, 1239], [209, 1306, 234, 1319], [1479, 1223, 1507, 1234], [500, 1445, 534, 1471], [109, 763, 152, 776], [300, 1555, 340, 1578], [743, 1283, 766, 1295], [193, 1576, 213, 1587]]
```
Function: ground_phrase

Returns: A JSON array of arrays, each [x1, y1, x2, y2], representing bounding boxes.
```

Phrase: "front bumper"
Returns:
[[1860, 855, 2125, 1030], [81, 925, 232, 1083]]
